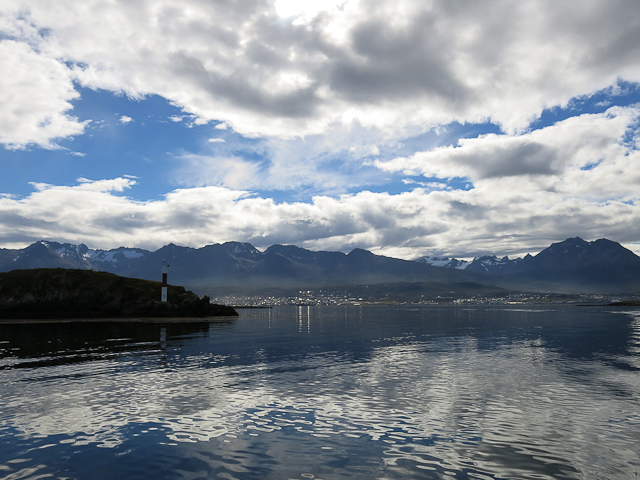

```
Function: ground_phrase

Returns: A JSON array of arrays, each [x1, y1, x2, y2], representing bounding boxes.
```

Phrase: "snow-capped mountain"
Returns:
[[0, 240, 479, 287], [413, 254, 524, 273], [412, 237, 640, 292], [465, 255, 525, 274], [2, 237, 640, 293], [40, 241, 148, 266], [414, 256, 470, 270]]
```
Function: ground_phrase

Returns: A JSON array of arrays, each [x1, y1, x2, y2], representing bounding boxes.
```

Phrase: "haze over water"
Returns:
[[1, 305, 639, 479]]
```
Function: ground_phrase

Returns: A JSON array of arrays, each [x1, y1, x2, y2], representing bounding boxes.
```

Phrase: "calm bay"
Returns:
[[1, 305, 639, 479]]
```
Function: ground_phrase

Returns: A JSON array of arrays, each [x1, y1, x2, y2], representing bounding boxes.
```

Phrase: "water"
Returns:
[[1, 305, 639, 479]]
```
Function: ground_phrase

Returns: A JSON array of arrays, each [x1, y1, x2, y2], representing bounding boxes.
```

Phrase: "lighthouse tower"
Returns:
[[161, 260, 169, 302]]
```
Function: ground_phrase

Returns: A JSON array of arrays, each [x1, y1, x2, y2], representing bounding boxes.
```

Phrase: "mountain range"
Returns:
[[1, 237, 640, 294]]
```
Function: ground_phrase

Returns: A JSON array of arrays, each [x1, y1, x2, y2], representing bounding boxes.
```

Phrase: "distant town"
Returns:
[[210, 290, 640, 308]]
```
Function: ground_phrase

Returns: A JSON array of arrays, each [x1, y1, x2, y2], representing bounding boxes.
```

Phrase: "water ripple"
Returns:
[[1, 306, 639, 479]]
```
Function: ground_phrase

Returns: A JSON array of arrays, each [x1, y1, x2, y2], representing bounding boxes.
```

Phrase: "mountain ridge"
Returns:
[[1, 237, 639, 293], [417, 237, 640, 292]]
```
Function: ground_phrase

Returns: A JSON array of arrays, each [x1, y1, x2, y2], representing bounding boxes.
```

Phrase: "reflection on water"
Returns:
[[1, 305, 639, 479], [0, 322, 228, 370]]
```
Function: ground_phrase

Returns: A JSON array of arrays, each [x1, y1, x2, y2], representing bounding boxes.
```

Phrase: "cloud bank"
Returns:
[[2, 0, 640, 258], [377, 106, 639, 187], [2, 159, 640, 259], [3, 0, 640, 147]]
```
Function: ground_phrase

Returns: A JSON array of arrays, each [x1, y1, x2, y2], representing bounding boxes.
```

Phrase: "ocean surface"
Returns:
[[1, 305, 639, 479]]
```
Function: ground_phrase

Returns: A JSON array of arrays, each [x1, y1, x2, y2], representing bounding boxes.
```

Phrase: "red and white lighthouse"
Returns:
[[161, 260, 169, 302]]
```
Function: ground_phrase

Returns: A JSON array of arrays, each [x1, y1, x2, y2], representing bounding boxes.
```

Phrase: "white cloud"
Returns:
[[174, 154, 265, 190], [376, 106, 639, 184], [208, 138, 225, 143], [118, 115, 133, 124], [0, 40, 87, 149], [2, 0, 640, 145], [349, 144, 380, 156], [274, 0, 345, 22], [2, 176, 640, 259], [173, 127, 392, 194], [402, 179, 450, 190], [2, 1, 640, 257]]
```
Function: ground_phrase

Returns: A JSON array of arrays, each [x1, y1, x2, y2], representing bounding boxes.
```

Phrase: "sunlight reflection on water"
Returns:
[[1, 305, 639, 479]]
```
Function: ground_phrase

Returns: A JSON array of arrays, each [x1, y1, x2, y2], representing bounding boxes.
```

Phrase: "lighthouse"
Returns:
[[161, 260, 169, 302]]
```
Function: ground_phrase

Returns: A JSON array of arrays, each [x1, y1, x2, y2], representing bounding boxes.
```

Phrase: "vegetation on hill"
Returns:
[[0, 269, 238, 319]]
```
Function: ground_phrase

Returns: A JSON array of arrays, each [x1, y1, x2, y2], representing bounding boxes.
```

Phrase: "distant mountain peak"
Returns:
[[220, 241, 262, 257], [464, 254, 523, 274], [414, 255, 470, 270], [2, 236, 640, 293], [553, 237, 587, 246], [348, 248, 375, 257]]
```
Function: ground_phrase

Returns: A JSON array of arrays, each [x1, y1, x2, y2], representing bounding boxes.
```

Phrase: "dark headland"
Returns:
[[0, 268, 238, 321], [607, 300, 640, 307]]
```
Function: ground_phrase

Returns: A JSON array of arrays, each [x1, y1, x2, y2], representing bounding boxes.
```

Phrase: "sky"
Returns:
[[2, 0, 640, 260]]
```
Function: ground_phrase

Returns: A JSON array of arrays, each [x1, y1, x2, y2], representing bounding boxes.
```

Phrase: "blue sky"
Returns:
[[2, 1, 640, 259], [2, 85, 494, 202]]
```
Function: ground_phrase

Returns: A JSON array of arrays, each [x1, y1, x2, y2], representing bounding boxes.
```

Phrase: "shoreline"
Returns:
[[0, 316, 239, 325]]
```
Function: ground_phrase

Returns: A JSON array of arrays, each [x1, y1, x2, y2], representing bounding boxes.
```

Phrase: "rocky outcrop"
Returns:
[[0, 269, 238, 319]]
